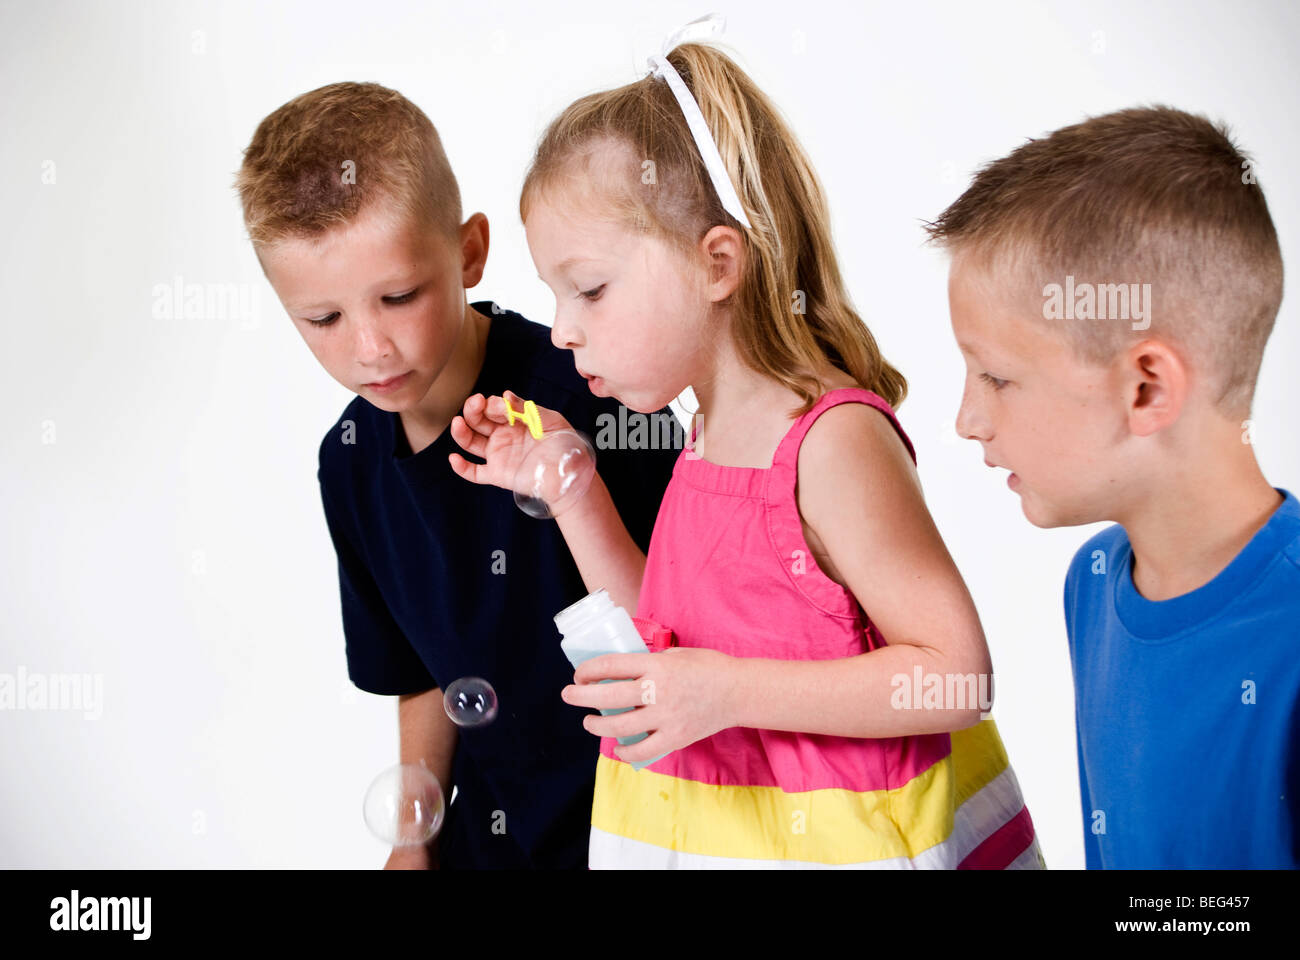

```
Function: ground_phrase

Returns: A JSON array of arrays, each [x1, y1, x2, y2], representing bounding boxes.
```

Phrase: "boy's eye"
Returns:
[[979, 372, 1009, 390], [303, 288, 416, 327], [577, 284, 605, 302]]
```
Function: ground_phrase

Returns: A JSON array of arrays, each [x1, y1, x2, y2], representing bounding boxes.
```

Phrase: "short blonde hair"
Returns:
[[235, 81, 461, 248], [926, 105, 1283, 416]]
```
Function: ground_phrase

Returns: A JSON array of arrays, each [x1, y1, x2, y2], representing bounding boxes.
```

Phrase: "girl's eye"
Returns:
[[979, 372, 1008, 390], [384, 289, 418, 305], [577, 284, 605, 302], [307, 313, 339, 327]]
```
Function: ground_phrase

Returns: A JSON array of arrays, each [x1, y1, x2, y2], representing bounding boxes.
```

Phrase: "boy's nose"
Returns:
[[955, 387, 991, 442], [353, 310, 395, 364]]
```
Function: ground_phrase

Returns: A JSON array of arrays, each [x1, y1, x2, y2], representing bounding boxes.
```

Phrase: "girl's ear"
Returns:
[[699, 224, 744, 303]]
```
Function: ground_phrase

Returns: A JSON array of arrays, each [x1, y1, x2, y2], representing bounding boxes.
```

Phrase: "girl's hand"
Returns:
[[448, 390, 575, 494], [560, 648, 740, 764]]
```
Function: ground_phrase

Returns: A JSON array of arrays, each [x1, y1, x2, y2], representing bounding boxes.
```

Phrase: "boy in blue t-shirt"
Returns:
[[235, 82, 679, 868], [926, 105, 1298, 867]]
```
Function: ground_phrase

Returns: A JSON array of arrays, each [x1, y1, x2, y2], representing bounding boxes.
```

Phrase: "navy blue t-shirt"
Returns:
[[316, 302, 681, 868]]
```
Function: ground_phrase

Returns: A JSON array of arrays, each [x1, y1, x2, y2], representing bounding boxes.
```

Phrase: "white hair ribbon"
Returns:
[[645, 13, 753, 230]]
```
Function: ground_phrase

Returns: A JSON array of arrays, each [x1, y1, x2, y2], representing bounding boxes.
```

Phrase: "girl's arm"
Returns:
[[552, 471, 646, 614], [449, 391, 646, 613], [726, 402, 993, 738]]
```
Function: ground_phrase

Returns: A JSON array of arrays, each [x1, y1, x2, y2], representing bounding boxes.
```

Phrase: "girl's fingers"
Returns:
[[486, 393, 513, 424], [562, 679, 642, 710], [449, 414, 488, 458], [447, 452, 484, 484], [460, 393, 498, 434], [615, 730, 666, 764], [585, 705, 653, 740], [574, 653, 653, 684]]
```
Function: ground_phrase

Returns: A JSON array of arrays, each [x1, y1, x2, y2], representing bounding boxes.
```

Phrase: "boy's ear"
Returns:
[[1124, 339, 1188, 437], [699, 224, 743, 303], [459, 212, 490, 288]]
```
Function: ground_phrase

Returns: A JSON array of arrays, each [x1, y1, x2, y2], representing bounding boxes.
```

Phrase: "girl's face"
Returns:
[[525, 190, 714, 414]]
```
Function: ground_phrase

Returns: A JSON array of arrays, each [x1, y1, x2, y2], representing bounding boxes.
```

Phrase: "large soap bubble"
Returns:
[[511, 429, 597, 519], [362, 763, 445, 846]]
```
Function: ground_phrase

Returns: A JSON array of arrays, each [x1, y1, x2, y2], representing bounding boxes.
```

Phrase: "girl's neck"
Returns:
[[690, 341, 855, 468]]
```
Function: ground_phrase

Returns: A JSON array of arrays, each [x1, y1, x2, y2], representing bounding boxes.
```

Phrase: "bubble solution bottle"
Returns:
[[554, 589, 671, 771]]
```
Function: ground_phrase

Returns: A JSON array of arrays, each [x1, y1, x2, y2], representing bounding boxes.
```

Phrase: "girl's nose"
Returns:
[[551, 310, 583, 351]]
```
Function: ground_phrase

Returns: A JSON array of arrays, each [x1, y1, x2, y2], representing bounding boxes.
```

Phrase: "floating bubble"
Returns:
[[512, 429, 597, 518], [362, 762, 445, 846], [443, 676, 499, 727]]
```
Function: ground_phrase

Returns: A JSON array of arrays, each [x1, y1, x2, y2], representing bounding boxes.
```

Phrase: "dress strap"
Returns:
[[771, 388, 916, 471], [764, 387, 916, 617]]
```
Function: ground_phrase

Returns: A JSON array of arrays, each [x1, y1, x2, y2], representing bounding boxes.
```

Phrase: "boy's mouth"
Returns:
[[367, 371, 411, 392], [986, 459, 1019, 489]]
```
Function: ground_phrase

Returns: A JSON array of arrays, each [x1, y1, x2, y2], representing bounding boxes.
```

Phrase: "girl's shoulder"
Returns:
[[767, 381, 925, 599], [786, 374, 915, 472], [797, 395, 916, 477]]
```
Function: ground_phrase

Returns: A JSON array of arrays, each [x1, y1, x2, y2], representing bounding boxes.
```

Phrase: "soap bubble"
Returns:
[[512, 429, 597, 519], [443, 676, 499, 727], [362, 763, 445, 846]]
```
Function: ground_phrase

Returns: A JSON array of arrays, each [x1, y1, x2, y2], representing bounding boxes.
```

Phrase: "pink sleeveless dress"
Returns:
[[589, 388, 1045, 868]]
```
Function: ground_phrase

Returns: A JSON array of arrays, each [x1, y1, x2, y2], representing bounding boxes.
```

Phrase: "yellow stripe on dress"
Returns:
[[592, 716, 1012, 865]]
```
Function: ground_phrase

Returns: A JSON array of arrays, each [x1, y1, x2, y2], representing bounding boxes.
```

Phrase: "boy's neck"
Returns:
[[399, 301, 490, 455], [1121, 416, 1283, 602]]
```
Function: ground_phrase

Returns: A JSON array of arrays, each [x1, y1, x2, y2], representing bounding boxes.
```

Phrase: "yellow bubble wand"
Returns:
[[503, 396, 545, 440]]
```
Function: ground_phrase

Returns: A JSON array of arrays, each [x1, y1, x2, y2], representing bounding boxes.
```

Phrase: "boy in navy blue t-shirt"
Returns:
[[928, 106, 1298, 867], [237, 82, 679, 867]]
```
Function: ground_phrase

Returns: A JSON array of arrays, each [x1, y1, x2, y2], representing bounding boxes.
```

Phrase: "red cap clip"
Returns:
[[632, 616, 676, 653]]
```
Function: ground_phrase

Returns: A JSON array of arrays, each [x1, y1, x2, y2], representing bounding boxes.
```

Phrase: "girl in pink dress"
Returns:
[[449, 33, 1044, 869]]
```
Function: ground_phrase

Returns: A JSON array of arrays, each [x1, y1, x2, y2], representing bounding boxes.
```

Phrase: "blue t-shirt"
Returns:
[[1063, 487, 1300, 868], [317, 302, 681, 868]]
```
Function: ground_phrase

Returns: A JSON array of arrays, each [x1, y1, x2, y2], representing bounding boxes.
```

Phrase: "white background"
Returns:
[[2, 0, 1296, 868]]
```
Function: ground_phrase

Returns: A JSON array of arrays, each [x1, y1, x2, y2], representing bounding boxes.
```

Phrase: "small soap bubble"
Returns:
[[512, 429, 597, 518], [443, 676, 499, 727], [362, 763, 445, 846]]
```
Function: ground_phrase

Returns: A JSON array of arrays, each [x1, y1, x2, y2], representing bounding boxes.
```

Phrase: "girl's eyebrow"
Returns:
[[539, 256, 604, 283]]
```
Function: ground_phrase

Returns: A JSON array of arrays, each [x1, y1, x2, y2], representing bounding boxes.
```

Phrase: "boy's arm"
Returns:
[[385, 686, 458, 870], [319, 467, 452, 867], [1075, 725, 1101, 869], [1062, 554, 1100, 868], [320, 472, 437, 693]]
